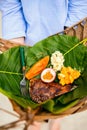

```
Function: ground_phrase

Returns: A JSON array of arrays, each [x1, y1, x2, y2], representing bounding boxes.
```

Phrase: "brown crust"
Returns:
[[29, 78, 73, 103]]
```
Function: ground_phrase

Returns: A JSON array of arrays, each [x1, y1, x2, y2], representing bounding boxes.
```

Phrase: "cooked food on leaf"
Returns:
[[0, 34, 87, 114], [58, 66, 81, 85], [25, 56, 49, 80], [29, 78, 74, 103], [51, 51, 64, 71], [41, 68, 56, 83], [26, 50, 81, 103]]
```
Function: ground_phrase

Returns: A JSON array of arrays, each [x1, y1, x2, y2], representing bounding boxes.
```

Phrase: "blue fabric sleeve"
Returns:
[[0, 0, 26, 39], [65, 0, 87, 27]]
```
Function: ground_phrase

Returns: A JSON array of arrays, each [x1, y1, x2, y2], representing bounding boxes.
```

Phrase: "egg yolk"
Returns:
[[43, 71, 53, 80]]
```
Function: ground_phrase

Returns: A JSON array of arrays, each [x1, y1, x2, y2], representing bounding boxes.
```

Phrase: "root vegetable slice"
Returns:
[[25, 56, 49, 80]]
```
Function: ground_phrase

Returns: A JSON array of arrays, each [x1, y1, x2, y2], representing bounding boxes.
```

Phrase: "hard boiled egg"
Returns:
[[41, 68, 56, 83]]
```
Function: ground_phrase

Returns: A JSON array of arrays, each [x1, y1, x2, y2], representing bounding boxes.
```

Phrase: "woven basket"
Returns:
[[0, 17, 87, 130]]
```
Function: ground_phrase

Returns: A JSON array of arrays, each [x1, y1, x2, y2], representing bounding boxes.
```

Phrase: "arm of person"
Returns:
[[0, 0, 26, 44]]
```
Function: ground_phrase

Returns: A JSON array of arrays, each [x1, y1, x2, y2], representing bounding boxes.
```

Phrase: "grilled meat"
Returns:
[[29, 78, 73, 103]]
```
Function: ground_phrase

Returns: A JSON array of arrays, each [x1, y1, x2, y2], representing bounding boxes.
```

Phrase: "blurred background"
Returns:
[[0, 11, 87, 130], [0, 12, 2, 37]]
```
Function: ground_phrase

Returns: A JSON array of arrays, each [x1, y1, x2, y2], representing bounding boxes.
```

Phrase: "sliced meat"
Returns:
[[29, 78, 73, 103]]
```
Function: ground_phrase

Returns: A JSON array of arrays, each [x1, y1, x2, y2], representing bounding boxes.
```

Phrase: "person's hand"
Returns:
[[28, 121, 41, 130], [9, 37, 25, 45], [49, 118, 61, 130]]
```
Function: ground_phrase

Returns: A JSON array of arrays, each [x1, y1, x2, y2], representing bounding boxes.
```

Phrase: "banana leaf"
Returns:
[[0, 34, 87, 114]]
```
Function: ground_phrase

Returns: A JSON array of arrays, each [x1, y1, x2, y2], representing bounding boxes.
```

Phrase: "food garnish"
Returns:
[[58, 66, 81, 85], [41, 68, 56, 83], [25, 56, 49, 80]]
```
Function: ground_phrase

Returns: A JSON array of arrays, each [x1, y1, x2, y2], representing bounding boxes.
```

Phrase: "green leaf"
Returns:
[[42, 99, 79, 114], [0, 34, 87, 114]]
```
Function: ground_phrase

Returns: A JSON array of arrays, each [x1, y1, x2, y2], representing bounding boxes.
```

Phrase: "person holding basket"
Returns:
[[0, 0, 87, 130]]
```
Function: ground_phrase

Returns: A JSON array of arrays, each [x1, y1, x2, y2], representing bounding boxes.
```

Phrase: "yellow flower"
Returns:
[[58, 66, 80, 85]]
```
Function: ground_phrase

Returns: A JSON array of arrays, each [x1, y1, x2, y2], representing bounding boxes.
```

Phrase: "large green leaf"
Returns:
[[0, 34, 87, 114]]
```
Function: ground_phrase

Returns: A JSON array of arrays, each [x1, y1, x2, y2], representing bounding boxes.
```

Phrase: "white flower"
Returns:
[[51, 51, 64, 71]]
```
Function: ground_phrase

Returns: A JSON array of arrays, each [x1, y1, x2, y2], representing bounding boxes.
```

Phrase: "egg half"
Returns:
[[41, 68, 56, 83]]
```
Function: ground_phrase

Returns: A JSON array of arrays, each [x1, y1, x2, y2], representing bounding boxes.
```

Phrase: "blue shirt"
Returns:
[[0, 0, 87, 46]]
